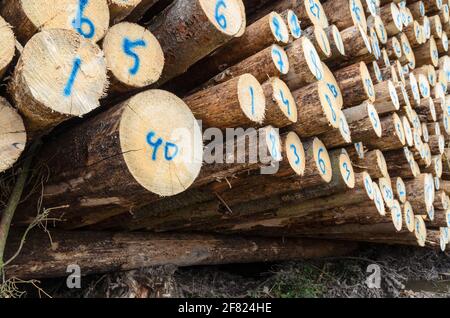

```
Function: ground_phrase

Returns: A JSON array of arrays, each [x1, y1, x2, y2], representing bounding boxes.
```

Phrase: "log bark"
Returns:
[[4, 230, 357, 279], [10, 29, 108, 138], [149, 0, 245, 85], [184, 73, 266, 128], [404, 173, 435, 213], [0, 15, 15, 80], [262, 77, 298, 127], [13, 90, 203, 229], [107, 0, 142, 23], [379, 2, 403, 36], [0, 0, 110, 43], [322, 0, 367, 31], [414, 37, 440, 68], [364, 113, 406, 151]]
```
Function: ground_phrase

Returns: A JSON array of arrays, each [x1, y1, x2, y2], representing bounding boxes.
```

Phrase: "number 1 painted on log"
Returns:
[[123, 37, 147, 75], [64, 57, 82, 97]]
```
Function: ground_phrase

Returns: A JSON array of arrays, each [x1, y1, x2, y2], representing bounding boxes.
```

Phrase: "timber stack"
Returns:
[[1, 0, 450, 280]]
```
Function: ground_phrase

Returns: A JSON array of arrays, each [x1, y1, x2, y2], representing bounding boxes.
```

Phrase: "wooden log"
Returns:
[[282, 9, 302, 40], [149, 0, 245, 85], [287, 79, 341, 137], [323, 25, 347, 63], [409, 1, 426, 19], [0, 97, 27, 173], [184, 73, 266, 129], [370, 14, 388, 44], [282, 37, 324, 90], [372, 80, 401, 115], [317, 112, 352, 149], [322, 0, 368, 31], [107, 0, 142, 23], [171, 10, 290, 93], [10, 29, 108, 138], [262, 77, 298, 127], [352, 149, 389, 179], [424, 154, 444, 177], [0, 0, 110, 44], [14, 90, 203, 229], [416, 97, 437, 122], [301, 25, 332, 60], [417, 73, 431, 98], [363, 113, 406, 151], [441, 4, 450, 23], [334, 62, 376, 107], [124, 0, 163, 22], [402, 114, 415, 147], [399, 32, 416, 69], [428, 134, 446, 154], [394, 176, 407, 203], [403, 20, 423, 48], [385, 35, 403, 60], [384, 147, 420, 178], [0, 15, 15, 80], [430, 14, 443, 38], [250, 0, 329, 29], [4, 230, 358, 279], [340, 24, 373, 61], [404, 173, 435, 213], [414, 37, 440, 68], [379, 2, 403, 36], [423, 0, 443, 15], [102, 22, 164, 94], [340, 102, 382, 143]]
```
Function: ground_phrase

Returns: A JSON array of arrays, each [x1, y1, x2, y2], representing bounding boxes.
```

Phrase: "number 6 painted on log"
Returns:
[[72, 0, 96, 39], [215, 0, 227, 30]]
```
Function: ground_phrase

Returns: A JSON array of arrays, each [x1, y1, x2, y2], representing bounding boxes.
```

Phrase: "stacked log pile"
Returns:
[[2, 0, 450, 279]]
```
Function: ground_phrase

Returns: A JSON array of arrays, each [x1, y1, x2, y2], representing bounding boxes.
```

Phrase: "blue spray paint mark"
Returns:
[[290, 144, 301, 165], [272, 17, 283, 41], [318, 148, 326, 174], [164, 142, 179, 161], [310, 50, 322, 80], [279, 90, 291, 115], [290, 14, 301, 38], [325, 94, 337, 122], [272, 48, 285, 73], [343, 162, 351, 181], [309, 0, 320, 18], [249, 86, 255, 115], [72, 0, 95, 39], [147, 131, 179, 162], [215, 0, 227, 30], [123, 38, 147, 75], [351, 0, 361, 22], [64, 57, 82, 97]]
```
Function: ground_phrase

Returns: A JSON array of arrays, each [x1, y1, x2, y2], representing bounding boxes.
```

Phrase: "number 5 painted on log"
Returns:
[[215, 0, 227, 30], [123, 37, 147, 75]]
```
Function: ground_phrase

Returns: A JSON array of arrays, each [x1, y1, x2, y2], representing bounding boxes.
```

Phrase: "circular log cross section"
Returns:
[[322, 64, 344, 109], [424, 173, 436, 211], [285, 132, 306, 176], [318, 80, 341, 129], [237, 74, 266, 124], [199, 0, 244, 36], [404, 201, 415, 233], [0, 98, 26, 173], [351, 0, 368, 30], [402, 116, 414, 147], [304, 0, 329, 28], [362, 171, 375, 200], [302, 37, 325, 82], [265, 77, 298, 125], [339, 150, 356, 189], [396, 177, 407, 203], [103, 22, 164, 91], [390, 200, 403, 232], [269, 12, 290, 44], [0, 0, 110, 44], [372, 182, 386, 216], [376, 149, 389, 178], [120, 89, 203, 196], [264, 126, 283, 162], [312, 138, 333, 183], [338, 113, 352, 144], [417, 74, 431, 98], [367, 102, 383, 138], [0, 16, 15, 79], [362, 62, 376, 102], [409, 73, 421, 104], [374, 15, 388, 44], [286, 10, 302, 40], [314, 27, 332, 59], [379, 177, 394, 208], [10, 29, 108, 137], [415, 216, 427, 247], [400, 33, 415, 69], [331, 25, 346, 56], [271, 44, 290, 76]]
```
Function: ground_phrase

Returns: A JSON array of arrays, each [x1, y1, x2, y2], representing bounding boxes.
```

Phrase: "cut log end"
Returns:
[[0, 16, 15, 78], [313, 138, 333, 183], [396, 177, 407, 203], [269, 12, 290, 44], [0, 98, 26, 173], [271, 44, 290, 75], [199, 0, 245, 37], [390, 200, 403, 232], [285, 132, 306, 176], [404, 201, 415, 233], [415, 215, 427, 247], [286, 10, 302, 39], [119, 89, 203, 197], [238, 74, 266, 123], [270, 77, 297, 123], [339, 149, 355, 189], [103, 22, 164, 90], [11, 29, 108, 136]]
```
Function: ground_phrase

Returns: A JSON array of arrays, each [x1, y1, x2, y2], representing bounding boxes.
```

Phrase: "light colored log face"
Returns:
[[312, 138, 332, 183], [0, 97, 26, 173], [11, 29, 108, 137], [404, 201, 415, 233], [2, 0, 110, 43], [120, 89, 203, 197], [285, 131, 305, 176], [0, 16, 15, 78], [103, 22, 164, 89], [199, 0, 244, 36]]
